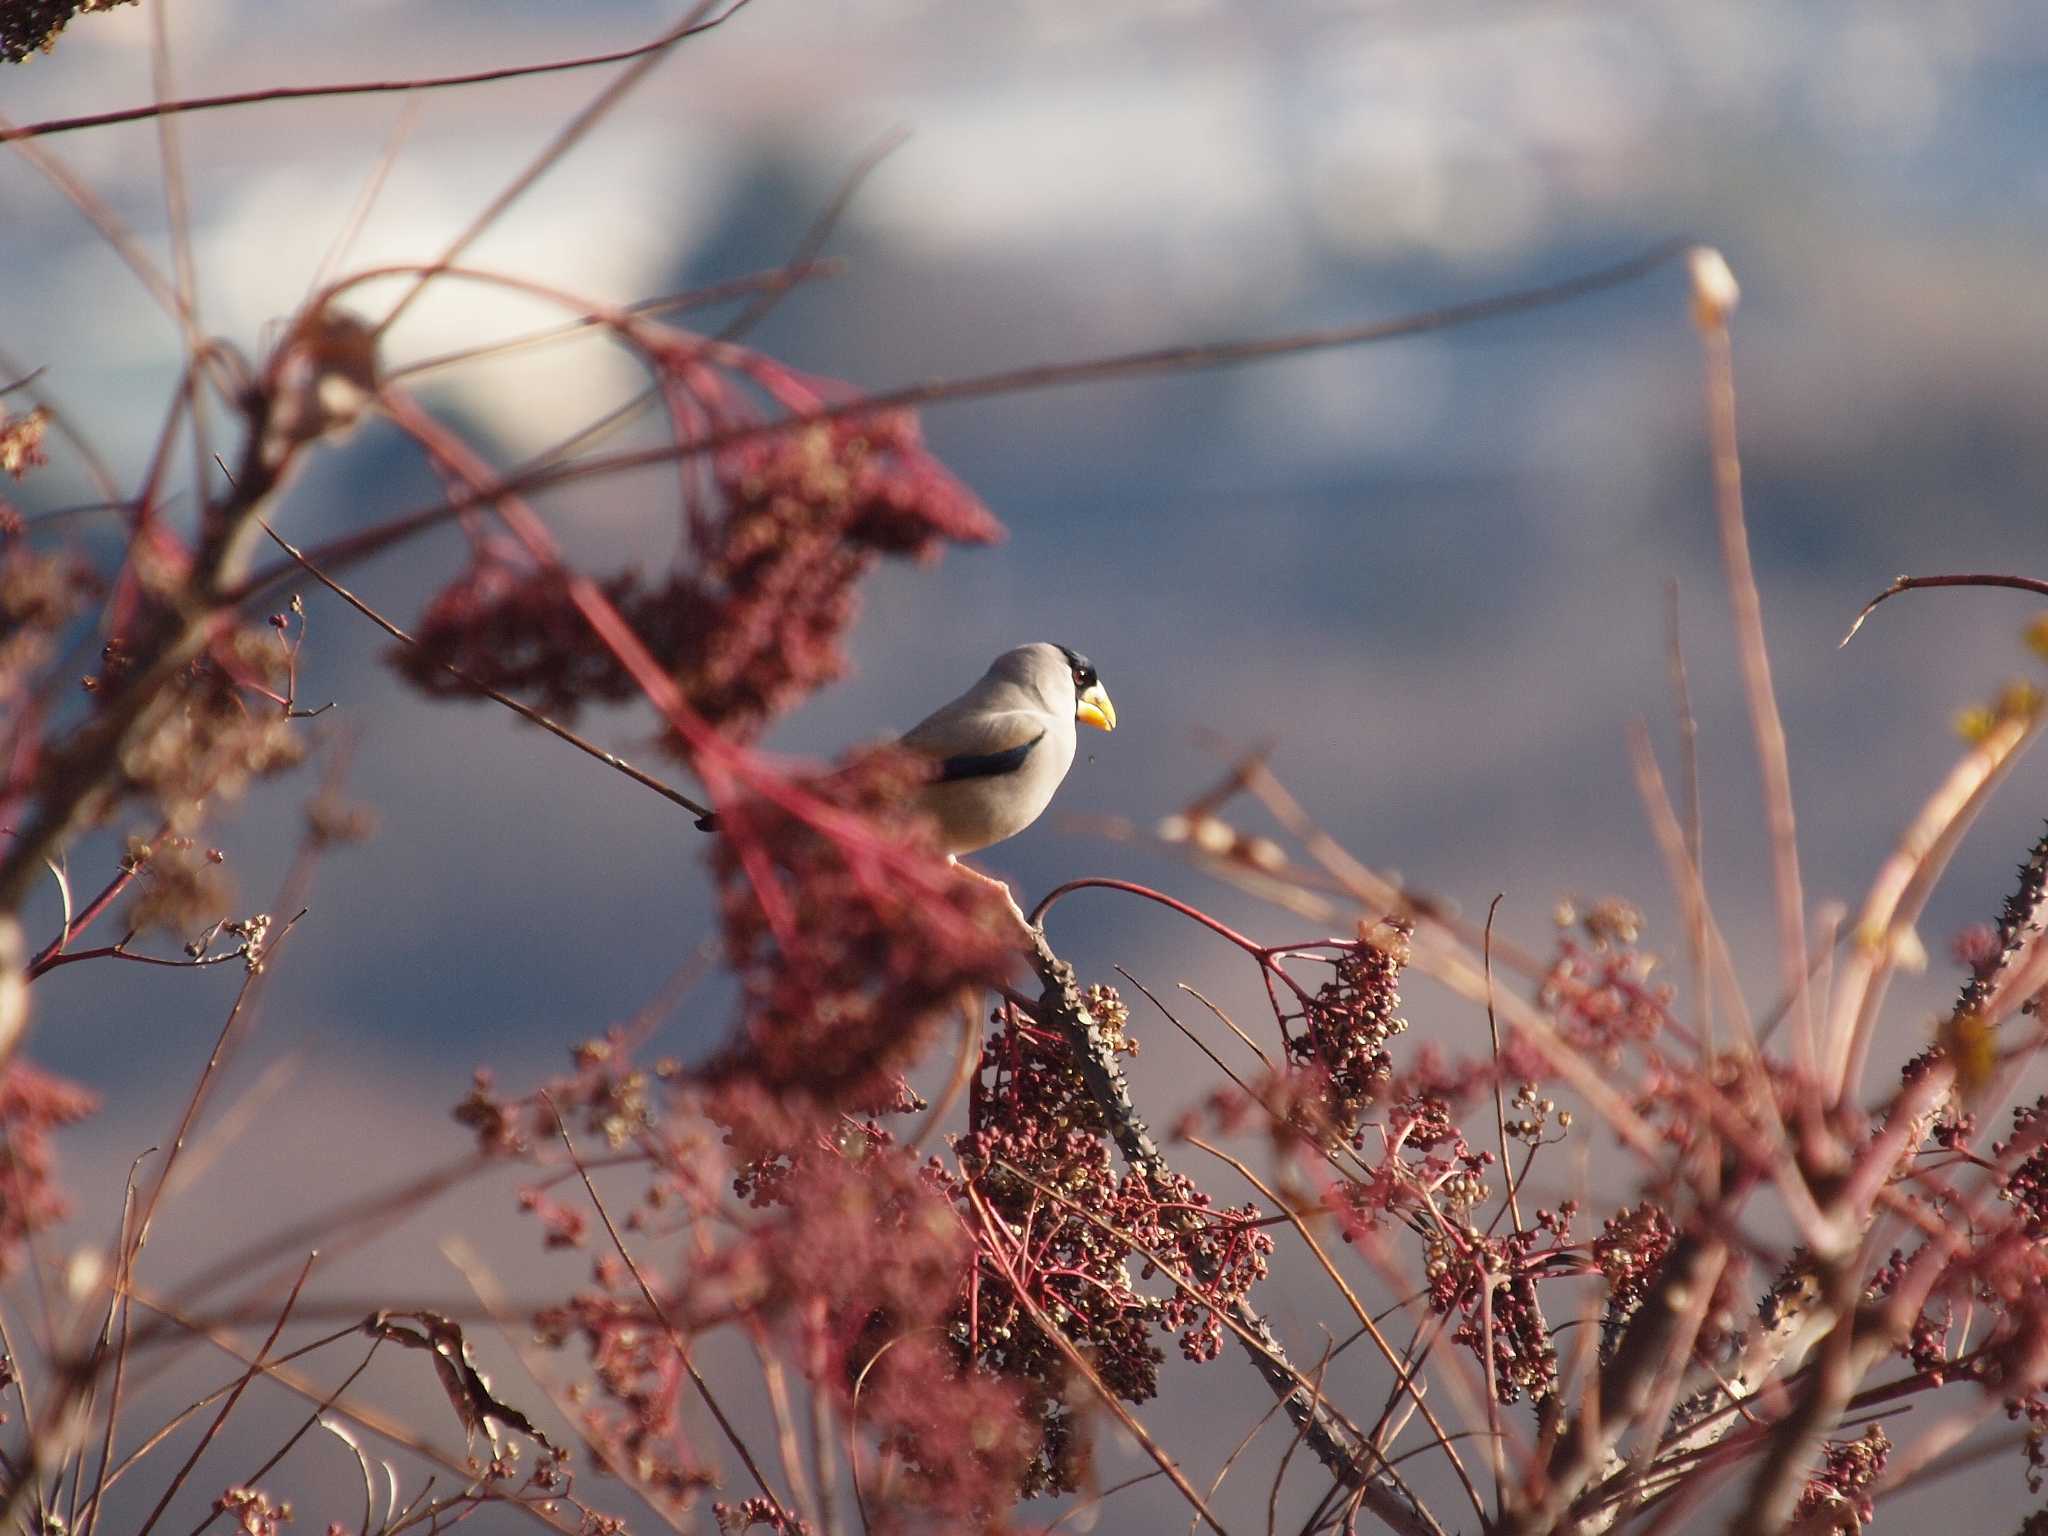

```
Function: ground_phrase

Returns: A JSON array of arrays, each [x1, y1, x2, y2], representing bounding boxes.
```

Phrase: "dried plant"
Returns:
[[1, 11, 2044, 1536]]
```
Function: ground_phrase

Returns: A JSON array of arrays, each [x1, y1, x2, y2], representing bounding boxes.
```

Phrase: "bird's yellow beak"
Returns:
[[1077, 682, 1117, 732]]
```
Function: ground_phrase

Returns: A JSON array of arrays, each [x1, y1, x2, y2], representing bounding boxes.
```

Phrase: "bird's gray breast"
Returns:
[[917, 714, 1077, 855]]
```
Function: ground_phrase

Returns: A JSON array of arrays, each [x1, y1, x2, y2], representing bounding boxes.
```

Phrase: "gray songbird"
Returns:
[[692, 644, 1115, 862], [901, 643, 1117, 856]]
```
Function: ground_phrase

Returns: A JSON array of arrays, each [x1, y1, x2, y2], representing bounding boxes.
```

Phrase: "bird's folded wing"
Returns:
[[901, 708, 1052, 782]]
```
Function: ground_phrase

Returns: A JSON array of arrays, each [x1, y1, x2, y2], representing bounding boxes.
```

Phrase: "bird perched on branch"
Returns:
[[697, 643, 1115, 913], [901, 642, 1116, 856]]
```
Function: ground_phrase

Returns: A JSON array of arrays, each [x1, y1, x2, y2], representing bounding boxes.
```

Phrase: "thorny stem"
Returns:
[[983, 1154, 1394, 1481]]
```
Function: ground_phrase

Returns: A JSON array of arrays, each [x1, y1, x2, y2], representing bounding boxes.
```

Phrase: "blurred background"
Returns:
[[6, 0, 2048, 1528]]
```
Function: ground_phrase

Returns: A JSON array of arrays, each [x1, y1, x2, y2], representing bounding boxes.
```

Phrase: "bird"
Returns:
[[900, 642, 1116, 857], [695, 643, 1115, 908]]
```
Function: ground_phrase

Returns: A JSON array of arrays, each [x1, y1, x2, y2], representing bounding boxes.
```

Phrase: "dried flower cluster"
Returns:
[[1592, 1200, 1677, 1339], [12, 92, 2048, 1536], [213, 1485, 293, 1536], [395, 342, 1001, 744], [1278, 921, 1411, 1133], [0, 544, 99, 713], [664, 402, 1001, 740], [1425, 1205, 1570, 1407], [1539, 899, 1675, 1068], [703, 748, 1016, 1113], [0, 408, 47, 478], [951, 986, 1274, 1494], [1792, 1425, 1891, 1531], [0, 1061, 96, 1275], [454, 1027, 666, 1159], [0, 0, 136, 62], [529, 1081, 1039, 1531]]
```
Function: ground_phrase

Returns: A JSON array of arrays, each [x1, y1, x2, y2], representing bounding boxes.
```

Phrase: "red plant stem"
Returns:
[[1032, 877, 1264, 953], [384, 261, 842, 384], [1035, 878, 1329, 1016], [26, 859, 143, 979], [376, 383, 1002, 963]]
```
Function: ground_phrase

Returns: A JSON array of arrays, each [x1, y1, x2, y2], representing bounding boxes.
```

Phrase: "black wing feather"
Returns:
[[936, 729, 1045, 783]]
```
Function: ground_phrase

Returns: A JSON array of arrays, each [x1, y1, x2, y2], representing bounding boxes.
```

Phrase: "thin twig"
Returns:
[[1, 6, 754, 144], [374, 0, 736, 338], [186, 1340, 383, 1536], [1180, 983, 1278, 1073], [541, 1091, 785, 1511], [1663, 578, 1711, 1044], [1691, 251, 1813, 1073], [80, 1157, 150, 1536], [127, 1294, 582, 1536], [1185, 1137, 1485, 1525], [72, 1321, 368, 1522], [1483, 895, 1522, 1235], [130, 911, 308, 1256], [385, 261, 841, 384], [236, 240, 1690, 606], [1840, 572, 2048, 648], [132, 1254, 317, 1536], [256, 519, 714, 822], [1047, 1470, 1165, 1534], [964, 1183, 1236, 1536]]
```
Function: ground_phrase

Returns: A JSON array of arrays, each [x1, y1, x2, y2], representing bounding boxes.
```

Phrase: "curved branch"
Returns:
[[1839, 572, 2048, 648], [1032, 877, 1267, 954]]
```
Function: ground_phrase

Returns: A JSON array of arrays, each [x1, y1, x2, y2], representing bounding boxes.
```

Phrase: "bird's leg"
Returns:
[[947, 855, 1036, 935]]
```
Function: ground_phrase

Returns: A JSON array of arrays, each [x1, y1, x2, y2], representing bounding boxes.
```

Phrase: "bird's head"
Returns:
[[1056, 644, 1117, 732]]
